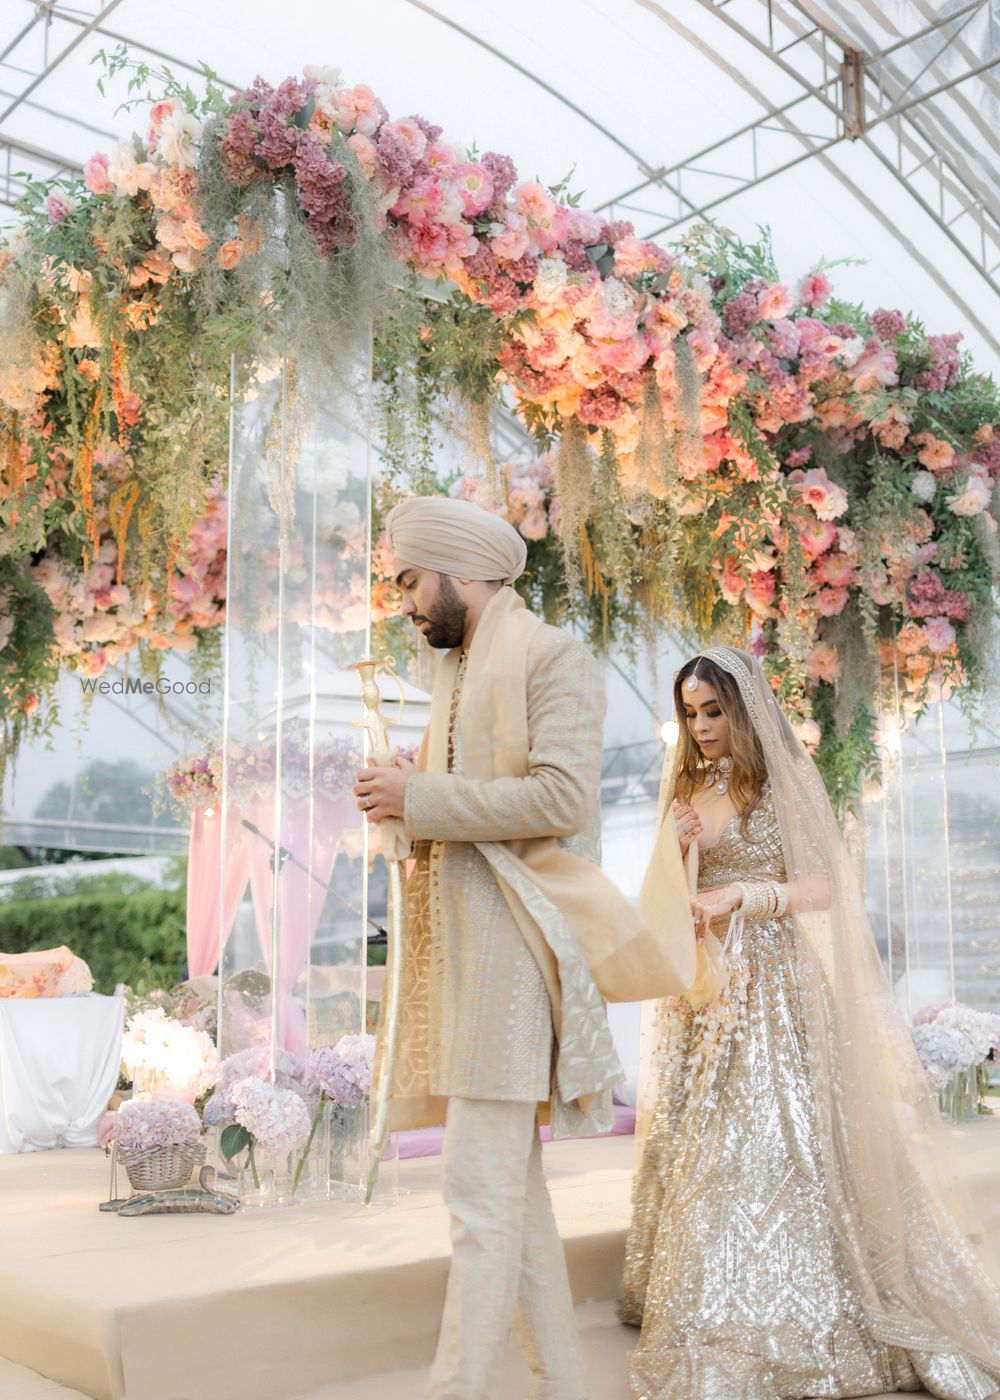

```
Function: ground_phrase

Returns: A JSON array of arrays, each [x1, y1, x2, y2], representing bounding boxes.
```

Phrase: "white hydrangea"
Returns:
[[911, 1023, 979, 1089], [533, 256, 569, 304], [910, 470, 937, 503], [837, 334, 866, 367], [934, 1004, 1000, 1062], [600, 276, 638, 317]]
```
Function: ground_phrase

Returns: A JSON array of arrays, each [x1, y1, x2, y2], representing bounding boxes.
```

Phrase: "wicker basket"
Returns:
[[119, 1142, 206, 1193]]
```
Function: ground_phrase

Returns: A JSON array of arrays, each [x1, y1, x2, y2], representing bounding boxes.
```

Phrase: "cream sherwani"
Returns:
[[391, 610, 618, 1400], [400, 623, 617, 1111]]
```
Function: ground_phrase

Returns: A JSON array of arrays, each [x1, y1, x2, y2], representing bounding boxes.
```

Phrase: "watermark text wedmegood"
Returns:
[[79, 676, 213, 696]]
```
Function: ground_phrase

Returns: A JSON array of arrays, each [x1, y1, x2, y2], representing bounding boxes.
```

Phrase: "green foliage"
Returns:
[[812, 687, 879, 816], [220, 1123, 250, 1160], [0, 888, 186, 992]]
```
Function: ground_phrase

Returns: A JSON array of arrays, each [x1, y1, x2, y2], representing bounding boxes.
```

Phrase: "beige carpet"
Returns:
[[0, 1117, 996, 1400], [292, 1300, 937, 1400]]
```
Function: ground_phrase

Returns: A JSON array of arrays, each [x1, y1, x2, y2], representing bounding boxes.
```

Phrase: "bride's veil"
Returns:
[[635, 644, 1000, 1381]]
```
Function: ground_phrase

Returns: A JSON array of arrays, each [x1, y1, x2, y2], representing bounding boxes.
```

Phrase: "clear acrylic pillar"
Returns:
[[216, 332, 371, 1069], [865, 661, 955, 1018]]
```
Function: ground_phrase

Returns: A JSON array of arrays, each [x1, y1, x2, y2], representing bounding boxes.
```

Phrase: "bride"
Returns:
[[620, 646, 1000, 1400]]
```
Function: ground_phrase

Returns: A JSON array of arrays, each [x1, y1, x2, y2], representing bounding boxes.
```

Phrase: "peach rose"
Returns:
[[217, 239, 243, 270]]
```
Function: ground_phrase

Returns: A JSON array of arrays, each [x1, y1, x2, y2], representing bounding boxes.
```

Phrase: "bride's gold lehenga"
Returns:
[[620, 788, 998, 1400]]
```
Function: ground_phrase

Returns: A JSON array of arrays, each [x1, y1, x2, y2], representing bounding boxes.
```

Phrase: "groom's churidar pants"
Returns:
[[426, 1096, 587, 1400]]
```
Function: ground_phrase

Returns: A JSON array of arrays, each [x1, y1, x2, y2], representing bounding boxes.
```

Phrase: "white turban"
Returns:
[[386, 495, 527, 584]]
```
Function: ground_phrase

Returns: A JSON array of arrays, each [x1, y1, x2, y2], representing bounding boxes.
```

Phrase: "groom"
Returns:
[[353, 494, 637, 1399]]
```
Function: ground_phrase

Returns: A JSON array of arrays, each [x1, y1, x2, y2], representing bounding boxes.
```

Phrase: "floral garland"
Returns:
[[1, 57, 998, 805]]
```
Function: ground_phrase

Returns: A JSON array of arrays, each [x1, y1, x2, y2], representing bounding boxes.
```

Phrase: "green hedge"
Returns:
[[0, 889, 187, 994]]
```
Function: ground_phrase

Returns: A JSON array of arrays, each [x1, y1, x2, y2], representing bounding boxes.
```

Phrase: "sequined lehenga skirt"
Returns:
[[619, 916, 966, 1400]]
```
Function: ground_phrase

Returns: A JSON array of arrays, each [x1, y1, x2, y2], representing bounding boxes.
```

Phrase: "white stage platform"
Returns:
[[0, 1120, 996, 1400]]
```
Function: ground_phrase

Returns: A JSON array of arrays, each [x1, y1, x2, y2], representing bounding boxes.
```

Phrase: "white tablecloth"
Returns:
[[0, 995, 124, 1153]]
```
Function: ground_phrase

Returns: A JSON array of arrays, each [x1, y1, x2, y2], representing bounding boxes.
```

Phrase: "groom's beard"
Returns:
[[417, 574, 468, 649]]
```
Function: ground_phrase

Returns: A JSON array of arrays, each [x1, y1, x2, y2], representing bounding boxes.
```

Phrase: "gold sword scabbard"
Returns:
[[346, 657, 406, 1206]]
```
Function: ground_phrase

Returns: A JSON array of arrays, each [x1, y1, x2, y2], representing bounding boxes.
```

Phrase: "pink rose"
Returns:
[[217, 239, 243, 270], [922, 616, 956, 653], [914, 433, 956, 472], [716, 558, 744, 606], [45, 191, 75, 222], [793, 718, 822, 751], [84, 153, 113, 195], [146, 98, 180, 147], [745, 570, 777, 617], [182, 219, 210, 251], [757, 283, 793, 320], [797, 272, 831, 308], [452, 162, 494, 217], [798, 519, 839, 558], [515, 180, 555, 225], [566, 209, 604, 244], [82, 648, 108, 678], [518, 508, 548, 541], [335, 85, 382, 137], [490, 212, 531, 262], [790, 466, 849, 520], [394, 174, 463, 229], [812, 552, 855, 587], [814, 587, 849, 616], [613, 237, 669, 280], [806, 642, 841, 682], [946, 474, 991, 516], [347, 132, 377, 180]]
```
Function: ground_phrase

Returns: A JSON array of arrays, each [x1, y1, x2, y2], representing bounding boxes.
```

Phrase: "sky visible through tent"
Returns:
[[2, 0, 999, 850]]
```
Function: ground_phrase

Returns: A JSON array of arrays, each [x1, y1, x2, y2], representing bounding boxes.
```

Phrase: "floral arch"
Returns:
[[1, 54, 998, 805]]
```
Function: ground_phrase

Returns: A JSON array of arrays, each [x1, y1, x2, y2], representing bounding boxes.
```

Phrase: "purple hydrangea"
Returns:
[[869, 307, 906, 341], [722, 278, 767, 336], [102, 1098, 202, 1152], [915, 332, 962, 393], [480, 151, 517, 203], [218, 1046, 314, 1096], [309, 1034, 375, 1107]]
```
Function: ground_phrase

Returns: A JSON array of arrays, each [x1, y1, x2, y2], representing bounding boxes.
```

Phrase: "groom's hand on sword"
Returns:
[[353, 758, 416, 822]]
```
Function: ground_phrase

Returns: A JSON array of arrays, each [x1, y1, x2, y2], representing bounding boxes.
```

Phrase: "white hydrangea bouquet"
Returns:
[[121, 1006, 217, 1100], [911, 1001, 1000, 1115]]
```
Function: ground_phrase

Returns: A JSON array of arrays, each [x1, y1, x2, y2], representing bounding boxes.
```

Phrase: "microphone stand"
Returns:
[[240, 818, 387, 945]]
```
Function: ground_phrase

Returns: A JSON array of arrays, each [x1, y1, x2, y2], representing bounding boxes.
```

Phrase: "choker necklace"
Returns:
[[703, 754, 733, 796]]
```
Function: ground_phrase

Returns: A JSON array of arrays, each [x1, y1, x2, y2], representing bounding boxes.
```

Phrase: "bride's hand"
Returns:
[[691, 884, 742, 939], [671, 800, 703, 856]]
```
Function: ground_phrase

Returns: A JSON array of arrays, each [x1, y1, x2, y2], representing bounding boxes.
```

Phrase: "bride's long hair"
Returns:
[[673, 654, 767, 830]]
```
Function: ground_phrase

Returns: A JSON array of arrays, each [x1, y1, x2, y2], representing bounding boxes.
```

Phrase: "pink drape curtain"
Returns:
[[244, 791, 349, 1057], [185, 804, 252, 979], [185, 791, 351, 1055]]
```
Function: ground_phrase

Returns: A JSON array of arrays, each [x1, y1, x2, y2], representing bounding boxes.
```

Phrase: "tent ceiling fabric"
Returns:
[[1, 0, 998, 367]]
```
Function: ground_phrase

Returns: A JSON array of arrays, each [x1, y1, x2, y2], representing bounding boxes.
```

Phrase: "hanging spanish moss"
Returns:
[[592, 432, 638, 596], [197, 126, 391, 400], [447, 394, 505, 511], [554, 418, 596, 592], [774, 516, 812, 714], [673, 333, 705, 476], [635, 367, 678, 500]]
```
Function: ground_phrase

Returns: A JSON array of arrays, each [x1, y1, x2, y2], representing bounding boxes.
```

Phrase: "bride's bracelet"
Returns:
[[733, 880, 789, 919]]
